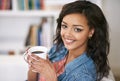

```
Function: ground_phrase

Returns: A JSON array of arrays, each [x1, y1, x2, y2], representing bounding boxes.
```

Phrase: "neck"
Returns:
[[65, 48, 86, 65]]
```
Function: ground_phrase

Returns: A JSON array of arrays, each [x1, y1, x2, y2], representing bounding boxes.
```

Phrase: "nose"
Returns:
[[65, 28, 73, 37]]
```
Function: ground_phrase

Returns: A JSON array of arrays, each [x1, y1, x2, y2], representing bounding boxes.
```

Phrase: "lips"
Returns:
[[64, 38, 75, 45]]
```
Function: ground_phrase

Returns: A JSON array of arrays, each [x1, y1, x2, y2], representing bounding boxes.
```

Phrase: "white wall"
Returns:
[[103, 0, 120, 76]]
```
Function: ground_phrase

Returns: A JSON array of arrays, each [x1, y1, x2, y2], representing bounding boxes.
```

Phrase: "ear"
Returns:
[[89, 28, 94, 38]]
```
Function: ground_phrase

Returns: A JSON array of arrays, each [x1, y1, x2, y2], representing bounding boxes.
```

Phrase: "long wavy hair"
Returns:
[[54, 1, 110, 81]]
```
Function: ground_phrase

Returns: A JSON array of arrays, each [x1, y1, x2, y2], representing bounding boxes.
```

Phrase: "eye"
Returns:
[[74, 28, 83, 32], [61, 24, 67, 29]]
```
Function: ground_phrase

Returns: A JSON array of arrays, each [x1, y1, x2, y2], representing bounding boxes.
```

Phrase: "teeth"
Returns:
[[65, 39, 74, 43]]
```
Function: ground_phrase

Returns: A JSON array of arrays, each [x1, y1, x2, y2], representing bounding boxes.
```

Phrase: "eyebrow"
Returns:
[[62, 21, 67, 24], [62, 21, 84, 27]]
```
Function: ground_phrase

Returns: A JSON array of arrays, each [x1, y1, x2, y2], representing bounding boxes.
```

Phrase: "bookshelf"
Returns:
[[0, 0, 62, 55]]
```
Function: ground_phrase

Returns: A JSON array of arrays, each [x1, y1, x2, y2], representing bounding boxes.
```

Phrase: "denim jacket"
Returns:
[[48, 45, 97, 81]]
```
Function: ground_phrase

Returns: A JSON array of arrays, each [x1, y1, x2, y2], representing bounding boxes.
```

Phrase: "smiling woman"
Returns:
[[26, 1, 113, 81]]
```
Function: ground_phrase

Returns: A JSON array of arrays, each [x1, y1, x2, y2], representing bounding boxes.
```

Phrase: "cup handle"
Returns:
[[23, 52, 28, 63]]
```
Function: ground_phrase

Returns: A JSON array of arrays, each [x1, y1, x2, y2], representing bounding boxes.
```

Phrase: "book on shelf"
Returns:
[[34, 0, 41, 10], [0, 0, 12, 10], [25, 17, 53, 49], [17, 0, 44, 10], [0, 0, 67, 11], [17, 0, 25, 10]]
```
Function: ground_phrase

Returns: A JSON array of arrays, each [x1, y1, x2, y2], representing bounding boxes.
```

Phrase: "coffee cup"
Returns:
[[23, 46, 48, 63]]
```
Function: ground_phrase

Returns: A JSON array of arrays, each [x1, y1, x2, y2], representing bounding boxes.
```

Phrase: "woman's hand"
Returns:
[[27, 54, 57, 81]]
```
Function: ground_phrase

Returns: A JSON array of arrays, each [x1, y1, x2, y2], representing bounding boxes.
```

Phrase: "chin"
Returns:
[[64, 45, 74, 50]]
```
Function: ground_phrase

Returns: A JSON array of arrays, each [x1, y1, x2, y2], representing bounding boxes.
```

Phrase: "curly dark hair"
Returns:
[[54, 1, 110, 81]]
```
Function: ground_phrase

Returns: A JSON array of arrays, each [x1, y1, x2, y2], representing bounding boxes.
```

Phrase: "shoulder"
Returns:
[[65, 66, 96, 81], [68, 74, 96, 81], [64, 53, 97, 81]]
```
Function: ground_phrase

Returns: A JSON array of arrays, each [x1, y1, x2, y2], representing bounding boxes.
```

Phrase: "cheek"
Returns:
[[60, 31, 62, 37], [76, 33, 89, 41], [60, 30, 64, 37]]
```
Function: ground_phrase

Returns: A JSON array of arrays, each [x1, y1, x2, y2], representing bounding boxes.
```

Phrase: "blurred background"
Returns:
[[0, 0, 120, 81]]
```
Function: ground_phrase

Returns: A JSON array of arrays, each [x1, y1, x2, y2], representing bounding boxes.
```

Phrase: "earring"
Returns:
[[89, 35, 92, 39]]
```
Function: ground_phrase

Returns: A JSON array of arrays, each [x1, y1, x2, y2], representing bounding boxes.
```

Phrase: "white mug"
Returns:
[[23, 46, 48, 63]]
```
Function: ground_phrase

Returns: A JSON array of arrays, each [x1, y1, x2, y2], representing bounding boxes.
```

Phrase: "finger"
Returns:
[[31, 63, 43, 73], [31, 54, 46, 62], [32, 69, 37, 73], [46, 54, 49, 59], [26, 46, 31, 51], [29, 65, 37, 73], [24, 47, 31, 63], [27, 55, 37, 65], [25, 46, 31, 54], [29, 61, 42, 73], [27, 55, 33, 64], [28, 55, 40, 65]]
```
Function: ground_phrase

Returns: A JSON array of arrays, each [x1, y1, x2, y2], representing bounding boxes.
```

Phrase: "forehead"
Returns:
[[62, 13, 88, 26]]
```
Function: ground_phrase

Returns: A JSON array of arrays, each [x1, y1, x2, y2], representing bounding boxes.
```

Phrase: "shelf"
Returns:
[[0, 0, 61, 55], [0, 10, 60, 17], [0, 10, 58, 54]]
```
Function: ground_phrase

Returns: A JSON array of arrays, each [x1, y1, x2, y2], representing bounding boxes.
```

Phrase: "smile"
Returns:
[[64, 39, 75, 44]]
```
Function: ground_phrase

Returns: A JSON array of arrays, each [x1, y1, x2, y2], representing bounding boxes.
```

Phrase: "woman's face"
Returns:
[[60, 13, 94, 52]]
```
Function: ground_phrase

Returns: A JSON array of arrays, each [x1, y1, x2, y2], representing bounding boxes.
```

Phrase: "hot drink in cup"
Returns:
[[24, 46, 48, 63]]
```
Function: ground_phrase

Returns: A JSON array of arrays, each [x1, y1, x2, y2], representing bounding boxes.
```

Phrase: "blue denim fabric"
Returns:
[[48, 44, 68, 62], [48, 45, 97, 81]]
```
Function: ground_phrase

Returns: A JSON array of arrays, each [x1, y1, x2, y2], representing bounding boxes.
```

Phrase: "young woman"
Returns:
[[27, 1, 110, 81]]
